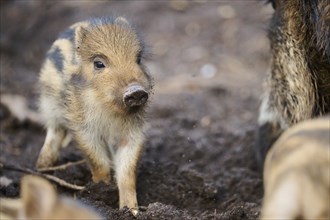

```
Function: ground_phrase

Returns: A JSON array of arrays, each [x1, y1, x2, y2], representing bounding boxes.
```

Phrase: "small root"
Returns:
[[37, 159, 86, 172], [0, 162, 85, 191]]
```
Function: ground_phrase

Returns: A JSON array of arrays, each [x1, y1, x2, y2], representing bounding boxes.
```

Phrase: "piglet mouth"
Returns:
[[123, 85, 149, 109]]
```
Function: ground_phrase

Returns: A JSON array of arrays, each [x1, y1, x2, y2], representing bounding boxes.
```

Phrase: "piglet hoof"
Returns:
[[130, 207, 139, 217], [91, 168, 111, 185], [36, 151, 58, 169]]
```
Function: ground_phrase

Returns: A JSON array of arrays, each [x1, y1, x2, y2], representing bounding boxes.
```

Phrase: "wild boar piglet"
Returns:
[[0, 175, 103, 219], [36, 16, 153, 216], [261, 116, 330, 220]]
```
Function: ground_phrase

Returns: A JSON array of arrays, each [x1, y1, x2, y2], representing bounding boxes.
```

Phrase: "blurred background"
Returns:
[[0, 1, 274, 219]]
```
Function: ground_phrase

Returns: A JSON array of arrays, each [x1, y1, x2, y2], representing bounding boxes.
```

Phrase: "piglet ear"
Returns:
[[20, 175, 57, 219], [69, 21, 90, 50], [75, 26, 89, 50], [115, 17, 130, 26]]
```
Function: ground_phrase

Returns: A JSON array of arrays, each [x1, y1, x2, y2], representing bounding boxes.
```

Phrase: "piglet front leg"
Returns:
[[114, 135, 144, 216]]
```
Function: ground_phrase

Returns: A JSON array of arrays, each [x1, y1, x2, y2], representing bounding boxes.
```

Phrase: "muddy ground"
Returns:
[[0, 1, 274, 219]]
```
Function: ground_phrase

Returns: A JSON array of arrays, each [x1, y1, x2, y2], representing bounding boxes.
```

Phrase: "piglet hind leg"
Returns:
[[36, 126, 67, 169], [115, 139, 143, 216], [76, 134, 112, 184]]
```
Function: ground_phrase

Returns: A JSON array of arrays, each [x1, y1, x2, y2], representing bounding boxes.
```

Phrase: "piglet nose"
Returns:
[[123, 85, 148, 107]]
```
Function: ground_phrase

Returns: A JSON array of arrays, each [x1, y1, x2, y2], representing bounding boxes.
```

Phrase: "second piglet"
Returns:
[[36, 17, 153, 216]]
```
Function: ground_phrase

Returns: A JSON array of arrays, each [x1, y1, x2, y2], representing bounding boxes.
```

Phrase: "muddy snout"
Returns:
[[123, 85, 149, 108]]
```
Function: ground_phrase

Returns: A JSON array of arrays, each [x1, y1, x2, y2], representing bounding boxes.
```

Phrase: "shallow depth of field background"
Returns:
[[0, 1, 273, 219]]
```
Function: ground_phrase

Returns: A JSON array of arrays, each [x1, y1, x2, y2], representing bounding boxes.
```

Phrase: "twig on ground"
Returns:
[[41, 174, 85, 190], [0, 162, 85, 191], [37, 159, 86, 172]]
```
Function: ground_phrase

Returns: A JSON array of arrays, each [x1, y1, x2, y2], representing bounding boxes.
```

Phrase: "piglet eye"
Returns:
[[136, 57, 141, 64], [137, 51, 142, 64], [94, 60, 105, 70]]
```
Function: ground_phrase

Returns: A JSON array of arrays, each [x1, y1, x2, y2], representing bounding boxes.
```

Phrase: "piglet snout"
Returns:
[[123, 85, 148, 108]]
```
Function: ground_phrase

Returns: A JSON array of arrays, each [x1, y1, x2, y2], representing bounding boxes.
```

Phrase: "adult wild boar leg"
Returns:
[[256, 21, 316, 166], [256, 93, 283, 167]]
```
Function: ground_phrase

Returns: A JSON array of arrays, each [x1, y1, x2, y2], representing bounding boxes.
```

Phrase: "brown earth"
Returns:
[[0, 1, 273, 219]]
